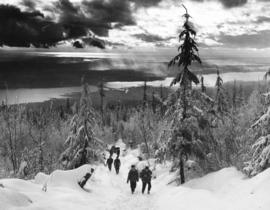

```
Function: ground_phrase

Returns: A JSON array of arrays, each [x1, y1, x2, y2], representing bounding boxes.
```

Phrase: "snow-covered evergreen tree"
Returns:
[[215, 70, 229, 115], [166, 5, 218, 184], [245, 95, 270, 176], [60, 82, 104, 169], [200, 76, 206, 93]]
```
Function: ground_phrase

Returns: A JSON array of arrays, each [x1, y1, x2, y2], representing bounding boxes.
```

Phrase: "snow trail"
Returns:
[[1, 143, 270, 210], [83, 149, 156, 210]]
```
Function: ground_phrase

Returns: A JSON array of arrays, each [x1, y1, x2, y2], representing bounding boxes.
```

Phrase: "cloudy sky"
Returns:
[[1, 0, 270, 55]]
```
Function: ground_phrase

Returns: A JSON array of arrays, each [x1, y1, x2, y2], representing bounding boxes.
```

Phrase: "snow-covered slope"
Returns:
[[1, 145, 270, 210], [154, 167, 270, 210], [0, 187, 32, 210]]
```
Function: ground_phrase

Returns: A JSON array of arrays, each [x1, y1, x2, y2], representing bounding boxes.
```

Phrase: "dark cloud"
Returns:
[[218, 30, 270, 48], [133, 33, 166, 42], [219, 0, 247, 8], [0, 4, 64, 48], [254, 16, 270, 24], [0, 0, 135, 48], [21, 0, 37, 10], [82, 37, 105, 49], [191, 0, 248, 8], [0, 0, 167, 49], [130, 0, 162, 8], [73, 40, 83, 48], [81, 0, 135, 35], [73, 38, 105, 49], [53, 0, 110, 37]]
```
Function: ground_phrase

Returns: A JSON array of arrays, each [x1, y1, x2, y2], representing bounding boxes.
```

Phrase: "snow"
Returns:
[[193, 105, 203, 115], [155, 167, 270, 210], [200, 92, 215, 103], [0, 187, 32, 210], [35, 164, 96, 190], [1, 146, 270, 210], [251, 106, 270, 128]]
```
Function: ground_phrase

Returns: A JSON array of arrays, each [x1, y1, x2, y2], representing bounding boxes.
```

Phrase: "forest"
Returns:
[[1, 2, 270, 210], [1, 11, 270, 181]]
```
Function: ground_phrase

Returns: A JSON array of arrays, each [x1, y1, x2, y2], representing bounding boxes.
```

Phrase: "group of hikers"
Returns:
[[79, 145, 153, 195], [127, 165, 152, 194], [106, 146, 121, 174], [106, 156, 121, 174], [106, 145, 153, 194]]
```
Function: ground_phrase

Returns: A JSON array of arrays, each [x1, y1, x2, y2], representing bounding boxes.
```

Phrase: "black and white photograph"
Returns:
[[0, 0, 270, 209]]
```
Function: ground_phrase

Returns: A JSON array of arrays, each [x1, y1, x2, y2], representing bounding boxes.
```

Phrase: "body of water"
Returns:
[[106, 71, 266, 89], [0, 86, 97, 105], [0, 50, 269, 104], [0, 71, 266, 105]]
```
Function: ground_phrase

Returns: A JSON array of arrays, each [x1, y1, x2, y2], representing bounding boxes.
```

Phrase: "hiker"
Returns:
[[78, 168, 95, 189], [115, 147, 120, 158], [106, 157, 113, 171], [114, 157, 121, 174], [109, 146, 115, 157], [140, 166, 152, 194], [127, 165, 139, 194]]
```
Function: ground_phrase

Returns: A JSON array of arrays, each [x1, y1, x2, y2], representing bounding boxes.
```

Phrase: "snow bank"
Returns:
[[184, 167, 245, 192], [1, 148, 270, 210], [0, 187, 32, 210], [34, 172, 50, 185], [35, 164, 95, 190], [155, 167, 270, 210], [155, 186, 230, 210]]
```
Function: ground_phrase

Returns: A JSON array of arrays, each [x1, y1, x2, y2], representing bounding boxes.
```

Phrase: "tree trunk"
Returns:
[[142, 117, 151, 162], [143, 81, 147, 109], [39, 144, 44, 171], [182, 83, 187, 120], [8, 132, 17, 172], [101, 94, 104, 125], [179, 153, 185, 184], [143, 131, 150, 160]]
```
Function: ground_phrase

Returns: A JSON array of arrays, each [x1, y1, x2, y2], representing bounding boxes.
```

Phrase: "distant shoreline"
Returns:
[[0, 51, 268, 90], [1, 79, 268, 107]]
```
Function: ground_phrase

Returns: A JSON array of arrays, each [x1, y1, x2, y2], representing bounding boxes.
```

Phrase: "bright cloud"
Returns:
[[1, 0, 270, 50]]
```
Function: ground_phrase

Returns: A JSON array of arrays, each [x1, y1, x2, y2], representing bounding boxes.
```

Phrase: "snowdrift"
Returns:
[[1, 147, 270, 210], [155, 167, 270, 210], [0, 187, 32, 210], [35, 164, 95, 190]]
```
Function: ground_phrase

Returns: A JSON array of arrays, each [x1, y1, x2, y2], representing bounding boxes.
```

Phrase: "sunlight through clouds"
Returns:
[[1, 0, 270, 49]]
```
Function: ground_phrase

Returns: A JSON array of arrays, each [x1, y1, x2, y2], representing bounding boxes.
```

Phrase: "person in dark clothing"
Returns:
[[115, 147, 120, 158], [140, 166, 152, 194], [127, 165, 139, 194], [109, 146, 116, 157], [109, 146, 120, 158], [109, 146, 115, 157], [106, 157, 113, 171], [78, 168, 95, 189], [114, 157, 121, 174]]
